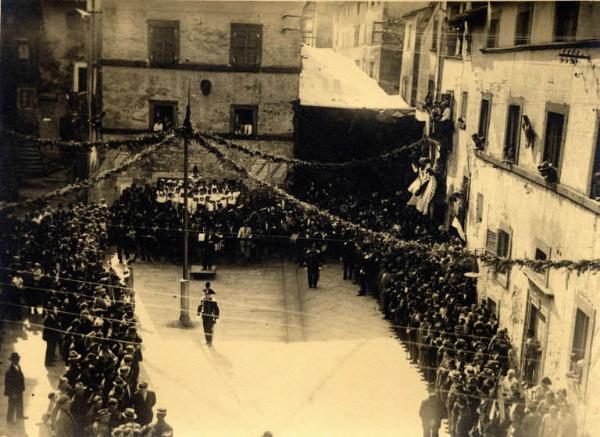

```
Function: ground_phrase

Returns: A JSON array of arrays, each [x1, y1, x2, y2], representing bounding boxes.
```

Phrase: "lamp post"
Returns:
[[179, 89, 193, 327]]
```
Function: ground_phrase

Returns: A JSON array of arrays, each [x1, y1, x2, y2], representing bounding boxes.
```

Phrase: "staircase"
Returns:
[[15, 142, 46, 177]]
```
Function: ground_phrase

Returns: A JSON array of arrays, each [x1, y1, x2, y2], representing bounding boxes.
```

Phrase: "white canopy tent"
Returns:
[[299, 45, 414, 114]]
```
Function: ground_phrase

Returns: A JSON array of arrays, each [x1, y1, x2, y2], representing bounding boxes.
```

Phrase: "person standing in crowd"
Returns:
[[197, 284, 220, 346], [43, 307, 62, 367], [341, 238, 356, 281], [237, 221, 253, 263], [146, 407, 172, 437], [419, 392, 444, 437], [304, 244, 322, 289], [54, 394, 76, 437], [4, 352, 27, 424], [539, 405, 561, 437], [133, 381, 156, 426], [202, 232, 216, 271], [530, 377, 552, 404], [89, 408, 111, 437], [523, 329, 542, 387]]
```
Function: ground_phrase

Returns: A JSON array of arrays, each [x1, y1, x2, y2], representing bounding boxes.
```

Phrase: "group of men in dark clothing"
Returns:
[[0, 202, 171, 436]]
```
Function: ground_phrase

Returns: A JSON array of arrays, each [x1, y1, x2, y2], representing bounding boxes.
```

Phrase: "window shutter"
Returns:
[[485, 229, 498, 256]]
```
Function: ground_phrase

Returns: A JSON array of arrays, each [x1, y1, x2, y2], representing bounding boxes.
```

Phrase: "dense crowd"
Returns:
[[1, 167, 579, 436], [110, 181, 351, 267], [0, 203, 171, 436]]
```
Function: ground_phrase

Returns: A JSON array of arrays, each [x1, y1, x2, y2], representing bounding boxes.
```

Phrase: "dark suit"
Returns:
[[305, 249, 321, 288], [197, 298, 220, 345], [132, 389, 156, 425], [4, 364, 25, 422], [43, 313, 61, 365]]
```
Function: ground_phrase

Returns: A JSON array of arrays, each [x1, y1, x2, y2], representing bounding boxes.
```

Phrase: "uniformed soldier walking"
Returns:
[[304, 245, 322, 289], [197, 282, 220, 346]]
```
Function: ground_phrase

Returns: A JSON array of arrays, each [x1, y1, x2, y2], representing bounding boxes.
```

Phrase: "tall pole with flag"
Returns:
[[179, 84, 193, 326]]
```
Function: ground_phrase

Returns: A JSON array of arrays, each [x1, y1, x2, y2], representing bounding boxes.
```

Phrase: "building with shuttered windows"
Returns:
[[436, 2, 600, 433], [100, 0, 302, 150]]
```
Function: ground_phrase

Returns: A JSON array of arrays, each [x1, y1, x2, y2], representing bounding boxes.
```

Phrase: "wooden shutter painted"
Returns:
[[485, 228, 498, 256]]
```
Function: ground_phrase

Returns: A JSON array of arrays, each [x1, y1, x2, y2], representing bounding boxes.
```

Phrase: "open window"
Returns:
[[150, 100, 177, 131], [477, 94, 492, 150], [554, 1, 579, 42], [569, 295, 595, 395], [504, 100, 523, 163], [231, 105, 258, 137], [542, 103, 569, 181]]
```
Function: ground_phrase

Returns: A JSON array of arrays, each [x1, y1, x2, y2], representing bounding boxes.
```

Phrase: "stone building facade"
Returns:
[[100, 0, 302, 155], [332, 1, 418, 94], [435, 2, 600, 433]]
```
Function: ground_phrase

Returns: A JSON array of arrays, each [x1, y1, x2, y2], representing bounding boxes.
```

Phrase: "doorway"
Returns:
[[522, 294, 548, 385]]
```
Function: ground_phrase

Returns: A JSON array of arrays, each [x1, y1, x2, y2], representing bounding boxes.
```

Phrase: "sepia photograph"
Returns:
[[0, 0, 598, 436]]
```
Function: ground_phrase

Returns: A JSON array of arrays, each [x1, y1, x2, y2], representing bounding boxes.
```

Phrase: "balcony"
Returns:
[[480, 39, 600, 55]]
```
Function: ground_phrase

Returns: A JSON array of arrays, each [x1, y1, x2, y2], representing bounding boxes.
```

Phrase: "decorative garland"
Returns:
[[1, 128, 169, 152], [201, 132, 424, 169], [196, 133, 600, 274], [0, 134, 175, 212]]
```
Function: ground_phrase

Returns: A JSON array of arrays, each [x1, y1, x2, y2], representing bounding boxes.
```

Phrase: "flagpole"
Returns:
[[180, 84, 192, 326]]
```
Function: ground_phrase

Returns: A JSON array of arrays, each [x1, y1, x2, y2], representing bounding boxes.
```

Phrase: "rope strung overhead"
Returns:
[[196, 133, 600, 274], [0, 134, 176, 212], [1, 128, 169, 152], [200, 132, 425, 169]]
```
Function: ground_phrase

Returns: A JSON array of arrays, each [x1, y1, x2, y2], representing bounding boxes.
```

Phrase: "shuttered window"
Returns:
[[230, 23, 263, 67], [485, 228, 511, 257], [485, 229, 497, 256], [591, 123, 600, 200], [148, 21, 179, 65]]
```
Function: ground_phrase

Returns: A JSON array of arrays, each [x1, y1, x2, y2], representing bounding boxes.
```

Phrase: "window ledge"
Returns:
[[444, 54, 463, 60], [474, 150, 600, 215], [524, 270, 554, 297], [480, 39, 600, 54]]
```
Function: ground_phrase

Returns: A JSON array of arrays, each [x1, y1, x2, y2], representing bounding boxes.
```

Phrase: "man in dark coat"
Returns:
[[4, 352, 27, 423], [43, 307, 61, 366], [197, 284, 220, 346], [419, 392, 444, 437], [304, 245, 322, 289], [342, 240, 356, 280], [132, 381, 156, 426]]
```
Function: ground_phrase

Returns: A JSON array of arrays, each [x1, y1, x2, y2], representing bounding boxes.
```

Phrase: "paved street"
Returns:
[[132, 259, 439, 437]]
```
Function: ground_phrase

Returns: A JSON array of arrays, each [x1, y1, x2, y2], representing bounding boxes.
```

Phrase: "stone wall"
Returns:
[[100, 0, 301, 136], [89, 135, 292, 204]]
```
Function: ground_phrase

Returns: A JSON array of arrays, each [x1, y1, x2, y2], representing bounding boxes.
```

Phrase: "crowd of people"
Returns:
[[1, 157, 579, 436], [109, 180, 352, 268], [0, 203, 171, 436], [154, 177, 242, 214]]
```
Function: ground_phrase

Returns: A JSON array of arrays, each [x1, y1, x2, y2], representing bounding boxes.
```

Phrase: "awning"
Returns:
[[299, 46, 414, 113]]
